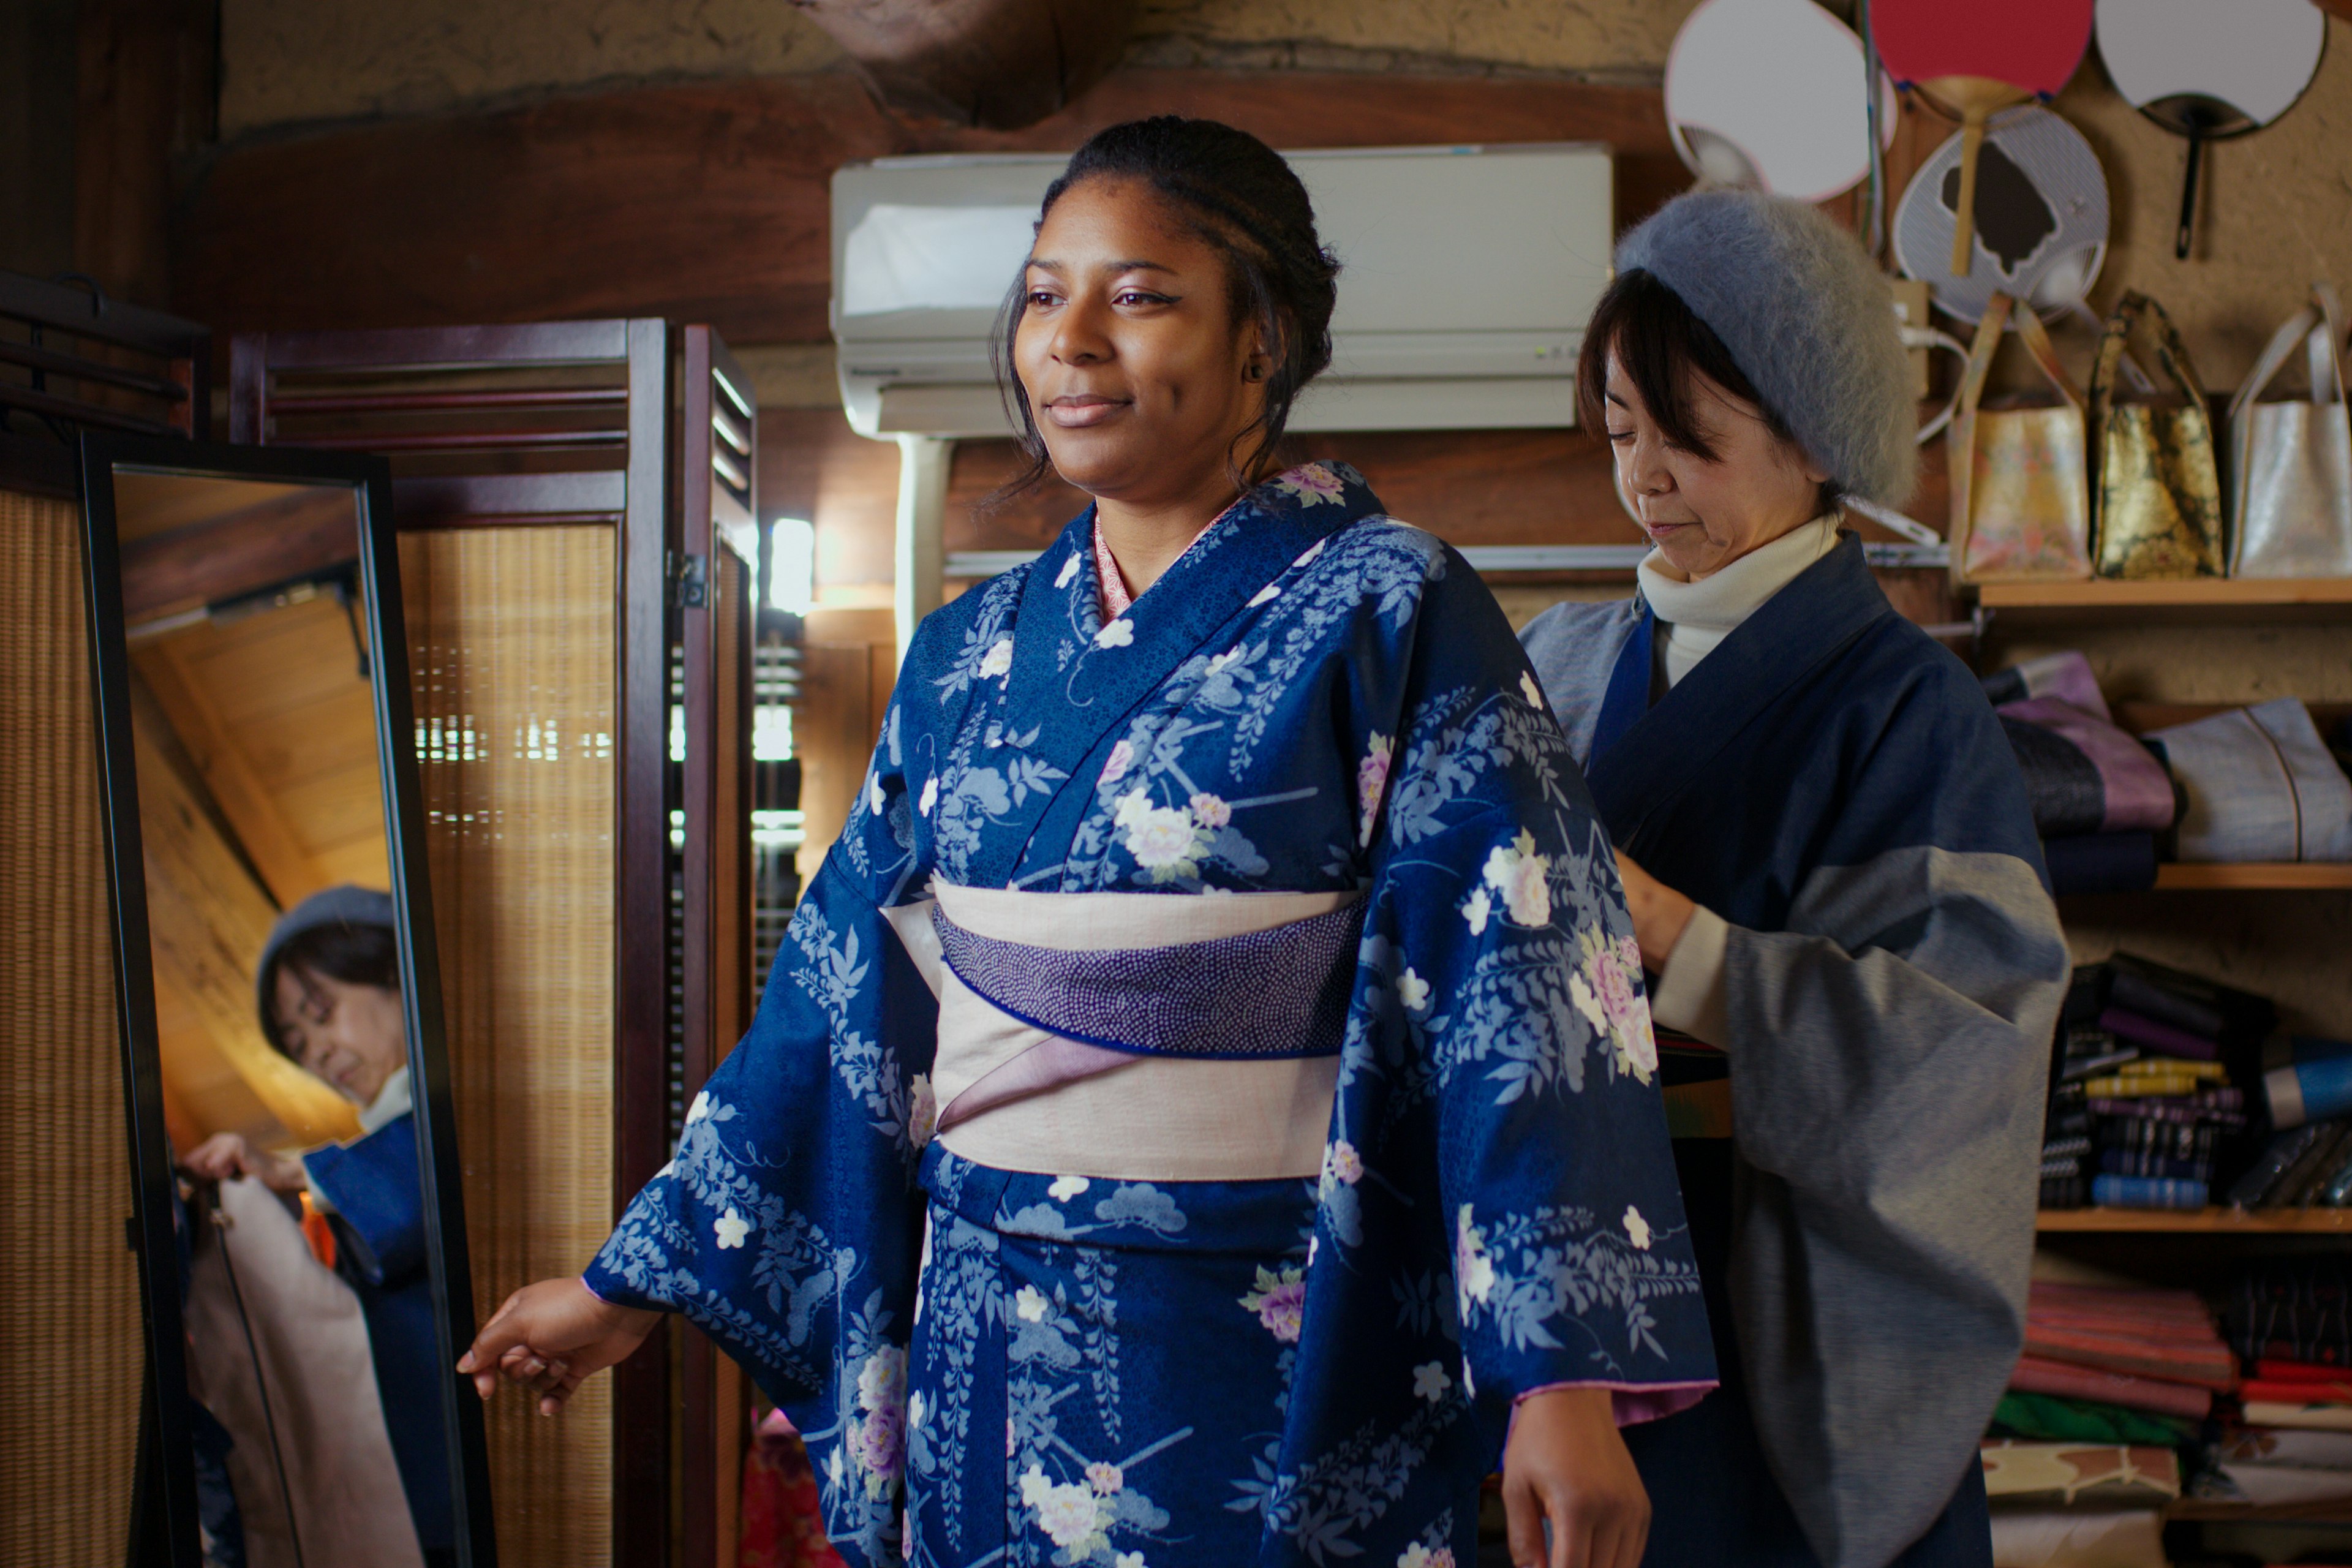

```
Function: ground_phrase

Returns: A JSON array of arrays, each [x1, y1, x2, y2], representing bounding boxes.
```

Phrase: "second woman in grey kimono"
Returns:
[[1519, 192, 2069, 1568]]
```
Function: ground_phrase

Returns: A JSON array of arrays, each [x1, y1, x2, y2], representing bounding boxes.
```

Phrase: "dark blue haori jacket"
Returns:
[[1520, 534, 2068, 1568]]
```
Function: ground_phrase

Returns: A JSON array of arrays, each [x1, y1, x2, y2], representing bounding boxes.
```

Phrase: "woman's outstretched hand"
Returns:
[[1614, 850, 1696, 973], [1502, 1387, 1651, 1568], [182, 1133, 307, 1194], [459, 1278, 661, 1415]]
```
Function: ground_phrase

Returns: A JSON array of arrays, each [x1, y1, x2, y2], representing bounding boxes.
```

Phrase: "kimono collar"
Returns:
[[973, 462, 1382, 887], [1093, 507, 1231, 621], [1587, 532, 1894, 849], [357, 1066, 412, 1136], [1635, 513, 1841, 636]]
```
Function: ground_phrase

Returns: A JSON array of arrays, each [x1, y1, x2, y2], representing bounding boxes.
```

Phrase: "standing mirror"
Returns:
[[78, 434, 492, 1568]]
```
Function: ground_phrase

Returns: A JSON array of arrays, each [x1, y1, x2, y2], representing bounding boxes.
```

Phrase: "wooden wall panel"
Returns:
[[0, 489, 142, 1568], [175, 69, 1679, 347], [793, 608, 896, 874]]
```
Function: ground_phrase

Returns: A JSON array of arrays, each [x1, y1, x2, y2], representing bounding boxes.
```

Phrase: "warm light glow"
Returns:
[[770, 517, 816, 615]]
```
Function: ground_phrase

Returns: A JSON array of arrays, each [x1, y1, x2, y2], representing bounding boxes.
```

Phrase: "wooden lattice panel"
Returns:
[[0, 489, 141, 1567], [399, 526, 616, 1566]]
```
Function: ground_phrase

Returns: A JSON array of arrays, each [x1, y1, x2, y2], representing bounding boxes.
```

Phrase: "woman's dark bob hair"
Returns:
[[1576, 267, 1815, 477], [257, 919, 401, 1057], [990, 116, 1341, 500]]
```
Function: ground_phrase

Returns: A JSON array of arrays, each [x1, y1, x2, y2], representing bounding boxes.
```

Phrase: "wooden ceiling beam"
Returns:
[[119, 484, 360, 626], [794, 0, 1139, 129], [174, 69, 1679, 347]]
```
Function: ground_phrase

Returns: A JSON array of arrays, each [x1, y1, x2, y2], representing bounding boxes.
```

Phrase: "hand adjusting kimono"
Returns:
[[1520, 522, 2070, 1568], [586, 463, 1716, 1567]]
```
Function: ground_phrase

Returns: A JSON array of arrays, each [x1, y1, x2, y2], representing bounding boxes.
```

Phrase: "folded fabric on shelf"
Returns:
[[2217, 1424, 2352, 1468], [1999, 697, 2179, 838], [2149, 696, 2352, 862], [1990, 1392, 2199, 1447], [2242, 1376, 2352, 1404], [1979, 1442, 2179, 1506], [2212, 1460, 2352, 1505], [2026, 1284, 2236, 1384], [1983, 652, 2114, 721], [2242, 1400, 2352, 1431], [2010, 1356, 2214, 1419], [1985, 1507, 2166, 1568]]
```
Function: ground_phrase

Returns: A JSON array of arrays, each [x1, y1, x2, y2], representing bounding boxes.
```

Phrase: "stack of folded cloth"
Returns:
[[1980, 1440, 2179, 1568], [1981, 652, 2179, 895], [2037, 957, 2267, 1210], [2008, 1281, 2236, 1424], [2200, 1266, 2352, 1506]]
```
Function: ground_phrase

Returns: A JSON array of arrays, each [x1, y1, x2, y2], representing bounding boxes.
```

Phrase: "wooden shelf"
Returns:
[[2149, 863, 2352, 891], [2038, 1207, 2352, 1233], [2167, 1496, 2352, 1521], [1977, 577, 2352, 617]]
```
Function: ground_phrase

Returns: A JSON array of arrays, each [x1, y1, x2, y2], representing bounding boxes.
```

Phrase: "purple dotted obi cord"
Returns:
[[930, 899, 1364, 1060]]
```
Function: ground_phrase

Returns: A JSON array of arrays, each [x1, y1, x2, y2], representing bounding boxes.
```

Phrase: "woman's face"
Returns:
[[273, 966, 407, 1106], [1012, 176, 1272, 505], [1603, 350, 1830, 580]]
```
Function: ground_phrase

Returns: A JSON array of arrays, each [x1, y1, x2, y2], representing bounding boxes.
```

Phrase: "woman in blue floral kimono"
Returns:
[[463, 117, 1715, 1568]]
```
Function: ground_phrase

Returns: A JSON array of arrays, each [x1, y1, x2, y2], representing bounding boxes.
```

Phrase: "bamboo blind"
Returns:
[[399, 527, 617, 1566], [0, 490, 142, 1567]]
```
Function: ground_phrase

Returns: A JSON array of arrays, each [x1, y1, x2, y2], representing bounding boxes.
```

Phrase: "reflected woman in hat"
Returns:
[[183, 885, 452, 1563]]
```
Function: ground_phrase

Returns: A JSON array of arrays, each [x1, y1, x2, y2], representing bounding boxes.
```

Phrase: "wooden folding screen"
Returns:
[[231, 323, 756, 1568], [677, 333, 758, 1568], [0, 273, 208, 1567]]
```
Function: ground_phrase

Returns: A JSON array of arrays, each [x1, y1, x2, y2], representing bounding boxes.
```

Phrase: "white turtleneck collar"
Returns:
[[1635, 513, 1842, 688]]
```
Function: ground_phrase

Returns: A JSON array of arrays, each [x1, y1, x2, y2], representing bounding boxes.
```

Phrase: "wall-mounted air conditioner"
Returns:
[[831, 144, 1614, 439]]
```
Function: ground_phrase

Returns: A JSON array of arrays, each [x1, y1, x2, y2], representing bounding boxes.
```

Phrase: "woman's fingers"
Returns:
[[1503, 1472, 1548, 1568], [459, 1288, 535, 1383]]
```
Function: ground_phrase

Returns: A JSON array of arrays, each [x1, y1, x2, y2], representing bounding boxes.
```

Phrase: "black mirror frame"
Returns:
[[77, 431, 496, 1568]]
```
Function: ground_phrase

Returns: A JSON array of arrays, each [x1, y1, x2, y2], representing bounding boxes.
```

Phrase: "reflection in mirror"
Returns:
[[108, 467, 462, 1568]]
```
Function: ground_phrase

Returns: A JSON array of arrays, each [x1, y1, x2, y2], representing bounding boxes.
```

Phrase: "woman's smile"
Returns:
[[1042, 391, 1131, 428]]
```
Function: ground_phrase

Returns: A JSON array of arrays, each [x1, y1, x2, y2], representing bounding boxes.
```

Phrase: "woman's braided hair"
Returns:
[[990, 116, 1342, 500]]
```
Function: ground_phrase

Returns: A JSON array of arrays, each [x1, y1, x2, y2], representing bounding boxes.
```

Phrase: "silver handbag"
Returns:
[[2230, 282, 2352, 578]]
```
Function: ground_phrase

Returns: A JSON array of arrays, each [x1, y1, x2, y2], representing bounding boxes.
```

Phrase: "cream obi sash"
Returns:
[[882, 884, 1360, 1182]]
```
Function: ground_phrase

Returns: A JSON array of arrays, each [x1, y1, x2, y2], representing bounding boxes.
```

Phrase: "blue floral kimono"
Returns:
[[586, 463, 1716, 1567]]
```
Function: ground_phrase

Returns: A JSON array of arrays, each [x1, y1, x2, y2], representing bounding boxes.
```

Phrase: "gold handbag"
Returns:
[[2087, 292, 2226, 579], [2229, 282, 2352, 578], [1948, 293, 2092, 584]]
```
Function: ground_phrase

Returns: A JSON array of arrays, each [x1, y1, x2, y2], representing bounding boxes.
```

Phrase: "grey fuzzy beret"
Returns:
[[255, 884, 397, 1035], [1615, 190, 1917, 507]]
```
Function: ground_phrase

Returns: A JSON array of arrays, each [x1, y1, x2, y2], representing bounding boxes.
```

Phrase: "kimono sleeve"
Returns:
[[583, 646, 941, 1565], [1359, 558, 1716, 1427], [1709, 663, 2069, 1568]]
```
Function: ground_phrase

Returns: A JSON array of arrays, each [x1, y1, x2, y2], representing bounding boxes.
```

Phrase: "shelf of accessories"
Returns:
[[2038, 1207, 2352, 1233], [1975, 578, 2352, 620]]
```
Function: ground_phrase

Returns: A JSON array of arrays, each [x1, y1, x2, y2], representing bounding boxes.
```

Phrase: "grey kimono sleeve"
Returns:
[[1722, 832, 2067, 1565]]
